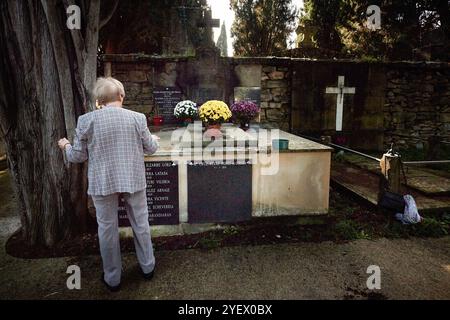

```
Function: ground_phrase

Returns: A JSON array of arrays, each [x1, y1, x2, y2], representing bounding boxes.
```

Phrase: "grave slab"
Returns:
[[342, 154, 450, 195], [119, 124, 332, 234], [331, 161, 450, 214]]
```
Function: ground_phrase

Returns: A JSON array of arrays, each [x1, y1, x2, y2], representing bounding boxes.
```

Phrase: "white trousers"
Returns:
[[92, 189, 155, 286]]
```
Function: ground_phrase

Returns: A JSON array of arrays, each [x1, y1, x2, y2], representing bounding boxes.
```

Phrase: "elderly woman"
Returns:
[[58, 77, 159, 292]]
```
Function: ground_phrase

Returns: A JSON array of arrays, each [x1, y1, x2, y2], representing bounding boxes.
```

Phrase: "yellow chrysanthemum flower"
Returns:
[[199, 100, 232, 124]]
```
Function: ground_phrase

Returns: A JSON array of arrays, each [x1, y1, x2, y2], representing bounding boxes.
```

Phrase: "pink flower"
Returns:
[[230, 101, 260, 121]]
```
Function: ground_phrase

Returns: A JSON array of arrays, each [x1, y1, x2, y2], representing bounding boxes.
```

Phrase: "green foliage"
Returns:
[[360, 55, 383, 63], [296, 0, 450, 61], [334, 219, 372, 240], [442, 213, 450, 224], [357, 230, 372, 240], [216, 22, 229, 56], [382, 216, 450, 238], [332, 150, 347, 163], [334, 215, 449, 241], [382, 220, 411, 238], [223, 225, 240, 236], [198, 234, 221, 249], [412, 218, 449, 237], [99, 0, 205, 55], [297, 0, 344, 54], [231, 0, 298, 56]]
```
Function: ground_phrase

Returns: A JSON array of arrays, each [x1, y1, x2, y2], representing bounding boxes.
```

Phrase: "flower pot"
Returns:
[[204, 123, 222, 140], [153, 115, 164, 126], [272, 139, 289, 151], [182, 117, 193, 127]]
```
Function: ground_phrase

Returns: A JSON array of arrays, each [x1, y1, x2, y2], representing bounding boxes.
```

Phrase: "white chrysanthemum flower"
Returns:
[[174, 100, 198, 118]]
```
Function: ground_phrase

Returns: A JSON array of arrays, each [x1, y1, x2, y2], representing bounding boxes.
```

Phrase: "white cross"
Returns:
[[326, 76, 355, 131]]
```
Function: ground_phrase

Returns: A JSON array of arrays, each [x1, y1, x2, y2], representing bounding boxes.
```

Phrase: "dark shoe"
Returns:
[[141, 266, 155, 280], [101, 273, 121, 292]]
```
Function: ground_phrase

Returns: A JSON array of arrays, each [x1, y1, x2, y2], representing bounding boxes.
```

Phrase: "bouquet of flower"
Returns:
[[230, 101, 260, 122], [198, 100, 232, 124], [174, 100, 198, 119]]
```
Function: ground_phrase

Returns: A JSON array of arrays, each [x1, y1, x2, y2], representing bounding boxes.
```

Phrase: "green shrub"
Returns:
[[357, 230, 372, 240], [223, 225, 240, 236], [442, 213, 450, 224], [412, 218, 449, 237], [198, 236, 221, 249], [383, 220, 410, 238], [334, 220, 371, 240], [360, 55, 382, 63]]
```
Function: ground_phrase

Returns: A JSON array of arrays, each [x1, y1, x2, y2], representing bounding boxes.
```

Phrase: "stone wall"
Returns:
[[103, 51, 230, 120], [104, 54, 293, 131], [383, 64, 450, 148], [290, 59, 450, 151], [102, 54, 450, 151], [106, 61, 155, 115], [260, 64, 291, 131], [291, 59, 387, 150], [113, 63, 153, 113]]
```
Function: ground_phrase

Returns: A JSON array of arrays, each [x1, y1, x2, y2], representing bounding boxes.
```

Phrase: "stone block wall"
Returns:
[[107, 61, 154, 115], [260, 65, 291, 131], [383, 64, 450, 148], [102, 54, 450, 151], [105, 55, 293, 130], [290, 59, 387, 150], [290, 59, 450, 150]]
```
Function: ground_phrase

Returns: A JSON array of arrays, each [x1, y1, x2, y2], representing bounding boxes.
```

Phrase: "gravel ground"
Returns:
[[1, 169, 449, 300]]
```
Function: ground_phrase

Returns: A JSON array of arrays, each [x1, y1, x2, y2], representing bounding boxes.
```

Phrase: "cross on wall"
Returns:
[[325, 76, 356, 131]]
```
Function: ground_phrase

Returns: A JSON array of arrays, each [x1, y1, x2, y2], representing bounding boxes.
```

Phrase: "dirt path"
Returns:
[[1, 169, 449, 300]]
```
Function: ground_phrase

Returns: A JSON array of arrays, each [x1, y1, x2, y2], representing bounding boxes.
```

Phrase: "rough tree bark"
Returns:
[[0, 0, 117, 247]]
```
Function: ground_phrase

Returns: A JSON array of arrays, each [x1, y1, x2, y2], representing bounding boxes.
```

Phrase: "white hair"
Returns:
[[93, 77, 125, 105]]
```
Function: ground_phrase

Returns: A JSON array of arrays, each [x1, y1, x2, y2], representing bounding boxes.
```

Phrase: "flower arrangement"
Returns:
[[230, 101, 260, 122], [174, 100, 198, 119], [198, 100, 232, 125]]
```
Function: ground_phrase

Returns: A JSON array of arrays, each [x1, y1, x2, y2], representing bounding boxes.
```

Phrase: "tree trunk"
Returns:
[[0, 0, 109, 246]]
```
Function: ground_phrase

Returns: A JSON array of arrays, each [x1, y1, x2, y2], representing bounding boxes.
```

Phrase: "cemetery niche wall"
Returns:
[[102, 53, 450, 152], [101, 50, 449, 235]]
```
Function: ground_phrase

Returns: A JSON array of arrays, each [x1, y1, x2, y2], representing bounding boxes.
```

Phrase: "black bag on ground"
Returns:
[[379, 191, 405, 213]]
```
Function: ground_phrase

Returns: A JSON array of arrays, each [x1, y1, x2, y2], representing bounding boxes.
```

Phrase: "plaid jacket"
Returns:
[[65, 106, 159, 196]]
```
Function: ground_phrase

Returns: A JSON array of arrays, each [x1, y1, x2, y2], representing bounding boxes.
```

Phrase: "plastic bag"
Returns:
[[395, 194, 421, 224]]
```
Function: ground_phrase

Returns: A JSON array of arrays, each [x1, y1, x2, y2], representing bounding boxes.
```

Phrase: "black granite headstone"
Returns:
[[234, 87, 261, 106], [153, 87, 182, 124], [119, 161, 179, 226], [187, 162, 252, 223]]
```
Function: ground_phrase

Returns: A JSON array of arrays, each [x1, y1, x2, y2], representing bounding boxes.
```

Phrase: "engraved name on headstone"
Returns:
[[153, 87, 182, 124], [119, 161, 179, 226], [234, 86, 261, 106]]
